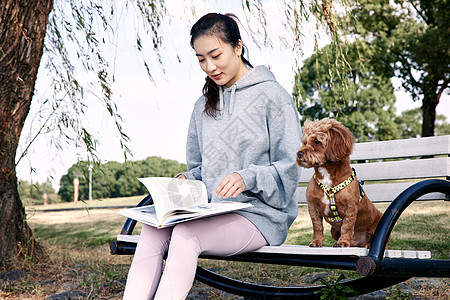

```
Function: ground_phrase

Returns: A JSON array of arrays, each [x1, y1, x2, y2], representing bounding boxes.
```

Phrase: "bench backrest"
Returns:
[[295, 135, 450, 203]]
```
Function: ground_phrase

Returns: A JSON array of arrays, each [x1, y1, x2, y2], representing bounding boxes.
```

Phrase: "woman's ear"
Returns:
[[235, 40, 243, 56]]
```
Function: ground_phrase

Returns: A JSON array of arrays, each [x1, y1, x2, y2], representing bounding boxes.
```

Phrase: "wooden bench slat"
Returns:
[[116, 235, 431, 259], [117, 234, 140, 243], [299, 157, 450, 183], [252, 245, 431, 259], [295, 182, 450, 203], [354, 157, 450, 181], [350, 135, 450, 161]]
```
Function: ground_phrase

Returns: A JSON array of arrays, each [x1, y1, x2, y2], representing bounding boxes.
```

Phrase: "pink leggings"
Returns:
[[122, 213, 267, 300]]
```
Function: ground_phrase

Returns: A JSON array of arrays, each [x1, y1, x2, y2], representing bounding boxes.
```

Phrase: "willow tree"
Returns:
[[0, 0, 354, 268], [0, 0, 166, 268], [0, 0, 53, 267]]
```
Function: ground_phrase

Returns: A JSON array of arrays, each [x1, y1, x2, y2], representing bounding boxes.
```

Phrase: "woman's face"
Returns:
[[193, 35, 247, 88]]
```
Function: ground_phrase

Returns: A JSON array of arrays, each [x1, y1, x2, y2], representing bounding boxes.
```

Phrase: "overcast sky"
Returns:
[[16, 0, 450, 189]]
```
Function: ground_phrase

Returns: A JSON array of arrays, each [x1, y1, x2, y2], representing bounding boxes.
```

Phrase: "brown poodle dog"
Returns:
[[297, 118, 382, 248]]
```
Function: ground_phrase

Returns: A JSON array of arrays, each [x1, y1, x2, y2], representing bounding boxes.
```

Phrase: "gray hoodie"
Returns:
[[182, 65, 302, 246]]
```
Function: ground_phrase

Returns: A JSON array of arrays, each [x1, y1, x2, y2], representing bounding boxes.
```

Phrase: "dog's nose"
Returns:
[[297, 151, 303, 160]]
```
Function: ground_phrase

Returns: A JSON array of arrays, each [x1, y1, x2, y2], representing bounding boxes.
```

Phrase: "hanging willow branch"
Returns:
[[242, 0, 355, 111], [20, 0, 168, 170], [20, 0, 354, 179]]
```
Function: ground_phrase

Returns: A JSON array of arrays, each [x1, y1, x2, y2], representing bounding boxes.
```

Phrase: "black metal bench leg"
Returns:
[[195, 266, 409, 299]]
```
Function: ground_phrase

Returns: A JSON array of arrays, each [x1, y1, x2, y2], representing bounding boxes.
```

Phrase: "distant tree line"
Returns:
[[58, 156, 187, 202], [18, 179, 57, 206]]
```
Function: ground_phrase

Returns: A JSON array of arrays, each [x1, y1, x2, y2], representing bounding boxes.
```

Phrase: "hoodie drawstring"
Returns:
[[218, 84, 237, 119], [219, 87, 224, 118]]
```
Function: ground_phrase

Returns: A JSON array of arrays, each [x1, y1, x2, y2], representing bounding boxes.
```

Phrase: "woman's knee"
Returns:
[[138, 225, 172, 254], [170, 223, 203, 254]]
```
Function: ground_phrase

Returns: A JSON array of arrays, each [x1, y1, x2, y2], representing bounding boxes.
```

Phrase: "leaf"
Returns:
[[245, 0, 251, 11]]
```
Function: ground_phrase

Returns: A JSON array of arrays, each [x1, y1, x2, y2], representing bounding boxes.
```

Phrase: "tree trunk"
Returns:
[[0, 0, 53, 268], [421, 93, 440, 137]]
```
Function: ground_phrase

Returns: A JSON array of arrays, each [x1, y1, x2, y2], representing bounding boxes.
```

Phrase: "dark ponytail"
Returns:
[[190, 13, 252, 118]]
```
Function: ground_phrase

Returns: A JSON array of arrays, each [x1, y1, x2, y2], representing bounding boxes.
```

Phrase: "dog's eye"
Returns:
[[314, 140, 322, 145]]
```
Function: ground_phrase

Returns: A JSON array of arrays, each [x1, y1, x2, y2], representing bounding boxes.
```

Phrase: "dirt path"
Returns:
[[27, 207, 126, 226]]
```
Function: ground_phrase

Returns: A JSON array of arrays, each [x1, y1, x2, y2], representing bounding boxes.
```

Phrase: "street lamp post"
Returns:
[[89, 164, 93, 201]]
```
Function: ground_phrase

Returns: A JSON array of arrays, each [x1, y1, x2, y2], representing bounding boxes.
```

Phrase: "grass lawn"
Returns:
[[1, 197, 449, 299]]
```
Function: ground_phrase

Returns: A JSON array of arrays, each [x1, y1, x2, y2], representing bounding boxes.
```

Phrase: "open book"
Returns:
[[118, 177, 252, 228]]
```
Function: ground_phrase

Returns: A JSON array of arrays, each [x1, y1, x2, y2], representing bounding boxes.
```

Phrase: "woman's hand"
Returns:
[[216, 173, 245, 198], [176, 174, 187, 179]]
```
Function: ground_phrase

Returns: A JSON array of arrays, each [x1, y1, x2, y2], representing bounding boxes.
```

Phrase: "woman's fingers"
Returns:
[[216, 173, 245, 198]]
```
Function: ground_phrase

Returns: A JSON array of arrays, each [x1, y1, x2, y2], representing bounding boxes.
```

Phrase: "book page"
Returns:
[[118, 205, 160, 227], [161, 201, 251, 224], [138, 177, 208, 222], [119, 200, 252, 228]]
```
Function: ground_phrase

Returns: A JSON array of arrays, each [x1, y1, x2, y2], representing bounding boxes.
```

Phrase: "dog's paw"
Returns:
[[309, 242, 323, 247], [333, 242, 350, 248]]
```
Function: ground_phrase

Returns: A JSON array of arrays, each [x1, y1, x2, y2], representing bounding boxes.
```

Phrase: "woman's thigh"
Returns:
[[171, 213, 267, 257]]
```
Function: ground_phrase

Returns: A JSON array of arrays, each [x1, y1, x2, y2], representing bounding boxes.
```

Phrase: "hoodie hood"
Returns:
[[219, 65, 276, 119]]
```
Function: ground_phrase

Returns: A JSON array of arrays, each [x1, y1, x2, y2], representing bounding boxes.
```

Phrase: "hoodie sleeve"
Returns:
[[182, 104, 203, 181], [236, 94, 302, 209]]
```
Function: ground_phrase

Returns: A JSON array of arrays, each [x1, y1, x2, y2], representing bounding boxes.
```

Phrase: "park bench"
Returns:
[[110, 135, 450, 299]]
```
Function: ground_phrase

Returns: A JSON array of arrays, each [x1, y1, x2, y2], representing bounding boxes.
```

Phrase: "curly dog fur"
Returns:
[[297, 118, 383, 248]]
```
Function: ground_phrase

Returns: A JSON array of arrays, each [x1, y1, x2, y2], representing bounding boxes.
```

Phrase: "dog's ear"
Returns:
[[325, 121, 355, 162], [302, 119, 312, 135]]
